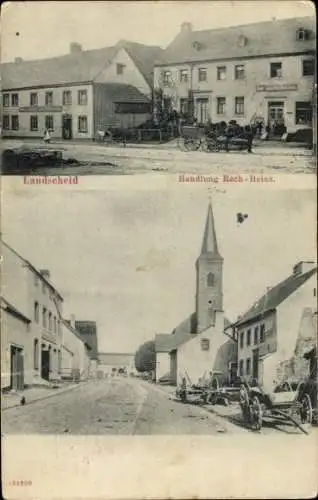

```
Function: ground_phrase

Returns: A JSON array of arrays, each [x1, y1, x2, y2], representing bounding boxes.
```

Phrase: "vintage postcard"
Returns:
[[1, 1, 317, 499]]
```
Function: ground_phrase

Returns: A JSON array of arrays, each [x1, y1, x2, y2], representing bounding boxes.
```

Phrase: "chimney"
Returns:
[[15, 57, 23, 63], [70, 42, 82, 55], [293, 261, 315, 276], [70, 314, 76, 328], [181, 22, 193, 33], [40, 269, 51, 280]]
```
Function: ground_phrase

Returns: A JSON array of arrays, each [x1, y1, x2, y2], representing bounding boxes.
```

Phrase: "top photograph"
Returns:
[[0, 0, 316, 176]]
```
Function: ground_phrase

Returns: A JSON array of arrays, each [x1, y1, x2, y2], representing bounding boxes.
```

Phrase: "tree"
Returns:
[[134, 340, 156, 372]]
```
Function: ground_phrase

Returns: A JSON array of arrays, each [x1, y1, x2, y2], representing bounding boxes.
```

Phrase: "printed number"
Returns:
[[9, 480, 32, 486]]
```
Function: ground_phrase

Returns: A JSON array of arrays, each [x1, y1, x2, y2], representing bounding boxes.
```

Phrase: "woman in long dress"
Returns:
[[43, 128, 51, 144]]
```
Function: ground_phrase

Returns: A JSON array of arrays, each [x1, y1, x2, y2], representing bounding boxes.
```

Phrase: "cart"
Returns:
[[178, 125, 250, 153], [239, 380, 313, 434]]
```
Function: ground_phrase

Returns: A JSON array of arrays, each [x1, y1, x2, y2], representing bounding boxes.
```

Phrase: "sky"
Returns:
[[1, 1, 315, 62], [2, 177, 316, 354]]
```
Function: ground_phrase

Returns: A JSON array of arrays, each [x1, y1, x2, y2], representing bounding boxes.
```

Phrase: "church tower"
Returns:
[[195, 202, 223, 333]]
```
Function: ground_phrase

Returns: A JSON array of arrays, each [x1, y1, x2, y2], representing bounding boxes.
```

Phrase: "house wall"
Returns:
[[1, 84, 94, 139], [95, 47, 151, 97], [1, 307, 32, 389], [61, 323, 89, 378], [154, 54, 314, 132], [155, 352, 171, 382], [176, 311, 232, 385]]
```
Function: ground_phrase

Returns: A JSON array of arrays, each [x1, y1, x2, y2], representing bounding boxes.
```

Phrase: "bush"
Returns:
[[135, 341, 156, 372]]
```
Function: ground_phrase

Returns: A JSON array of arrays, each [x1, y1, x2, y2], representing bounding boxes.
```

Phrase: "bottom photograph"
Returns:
[[1, 180, 317, 436]]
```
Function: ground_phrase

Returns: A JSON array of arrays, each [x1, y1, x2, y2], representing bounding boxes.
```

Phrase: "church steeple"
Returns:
[[195, 201, 224, 332], [200, 202, 222, 257]]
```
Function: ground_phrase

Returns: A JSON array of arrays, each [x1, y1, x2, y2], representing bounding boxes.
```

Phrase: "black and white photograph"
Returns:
[[0, 0, 316, 175], [0, 1, 317, 499]]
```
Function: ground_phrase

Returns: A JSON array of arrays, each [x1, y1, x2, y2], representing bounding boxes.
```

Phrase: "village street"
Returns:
[[2, 377, 316, 436], [1, 139, 315, 176]]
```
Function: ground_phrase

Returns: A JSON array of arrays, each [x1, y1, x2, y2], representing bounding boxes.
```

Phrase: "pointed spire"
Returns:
[[200, 202, 222, 257]]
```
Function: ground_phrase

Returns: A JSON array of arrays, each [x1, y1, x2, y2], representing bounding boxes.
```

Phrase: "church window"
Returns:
[[200, 338, 210, 351], [207, 272, 215, 287]]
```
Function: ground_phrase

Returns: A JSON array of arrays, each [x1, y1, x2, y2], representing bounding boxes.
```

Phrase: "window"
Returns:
[[235, 64, 245, 79], [54, 316, 57, 333], [207, 272, 215, 287], [30, 115, 38, 131], [58, 320, 62, 337], [78, 90, 87, 105], [247, 329, 251, 346], [302, 59, 314, 76], [254, 326, 259, 345], [63, 90, 72, 105], [42, 307, 47, 328], [45, 115, 54, 130], [240, 331, 244, 349], [30, 93, 38, 106], [180, 98, 188, 114], [9, 115, 18, 131], [217, 97, 226, 115], [235, 97, 244, 115], [179, 69, 188, 83], [48, 312, 52, 331], [42, 281, 46, 294], [45, 91, 53, 106], [198, 67, 207, 82], [58, 350, 62, 374], [163, 71, 172, 86], [3, 94, 9, 107], [196, 98, 209, 123], [270, 62, 282, 78], [260, 324, 265, 343], [34, 275, 39, 287], [2, 115, 10, 130], [11, 93, 19, 106], [246, 358, 251, 375], [200, 338, 210, 351], [239, 359, 244, 376], [116, 63, 125, 75], [34, 302, 39, 322], [296, 28, 310, 41], [34, 339, 39, 370], [78, 115, 88, 132], [217, 66, 227, 80], [295, 101, 312, 125]]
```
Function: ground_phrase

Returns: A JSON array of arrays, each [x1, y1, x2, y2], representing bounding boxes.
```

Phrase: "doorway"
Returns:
[[252, 348, 259, 382], [170, 350, 178, 386], [62, 115, 73, 139], [196, 98, 209, 124], [10, 345, 24, 390], [268, 102, 286, 136], [41, 345, 50, 381]]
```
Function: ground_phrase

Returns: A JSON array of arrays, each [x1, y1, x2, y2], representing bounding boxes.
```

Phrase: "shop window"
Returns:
[[78, 115, 88, 132], [270, 62, 282, 78], [295, 102, 312, 125]]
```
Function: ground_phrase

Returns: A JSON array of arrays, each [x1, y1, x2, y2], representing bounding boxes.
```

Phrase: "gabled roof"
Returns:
[[1, 297, 31, 324], [155, 16, 316, 66], [234, 267, 317, 328], [94, 82, 150, 102], [1, 41, 164, 90], [75, 321, 98, 360]]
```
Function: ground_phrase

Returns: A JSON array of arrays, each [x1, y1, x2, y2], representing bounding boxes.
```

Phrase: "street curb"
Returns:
[[1, 380, 90, 412]]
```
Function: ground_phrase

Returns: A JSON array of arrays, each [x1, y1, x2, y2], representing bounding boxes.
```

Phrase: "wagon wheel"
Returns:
[[299, 393, 313, 425], [203, 137, 220, 152], [250, 396, 263, 431], [183, 137, 201, 152], [239, 384, 250, 420]]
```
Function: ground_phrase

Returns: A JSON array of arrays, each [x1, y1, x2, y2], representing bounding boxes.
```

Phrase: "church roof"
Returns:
[[200, 202, 223, 258], [234, 266, 317, 328]]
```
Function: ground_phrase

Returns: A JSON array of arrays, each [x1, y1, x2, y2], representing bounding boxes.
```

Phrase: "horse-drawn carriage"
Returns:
[[178, 124, 252, 153], [239, 379, 313, 434]]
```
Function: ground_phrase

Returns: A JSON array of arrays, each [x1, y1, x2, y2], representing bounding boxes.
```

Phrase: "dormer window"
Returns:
[[238, 35, 247, 47], [192, 41, 203, 51], [296, 28, 311, 41]]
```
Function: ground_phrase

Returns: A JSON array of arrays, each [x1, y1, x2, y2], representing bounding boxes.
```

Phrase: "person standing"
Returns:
[[43, 128, 51, 144]]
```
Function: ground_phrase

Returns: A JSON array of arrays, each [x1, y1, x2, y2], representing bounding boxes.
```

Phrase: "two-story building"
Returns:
[[228, 261, 317, 390], [1, 40, 163, 139], [1, 240, 91, 391], [153, 17, 315, 135]]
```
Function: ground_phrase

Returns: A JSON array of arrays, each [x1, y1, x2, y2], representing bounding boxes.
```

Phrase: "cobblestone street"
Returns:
[[1, 139, 315, 176]]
